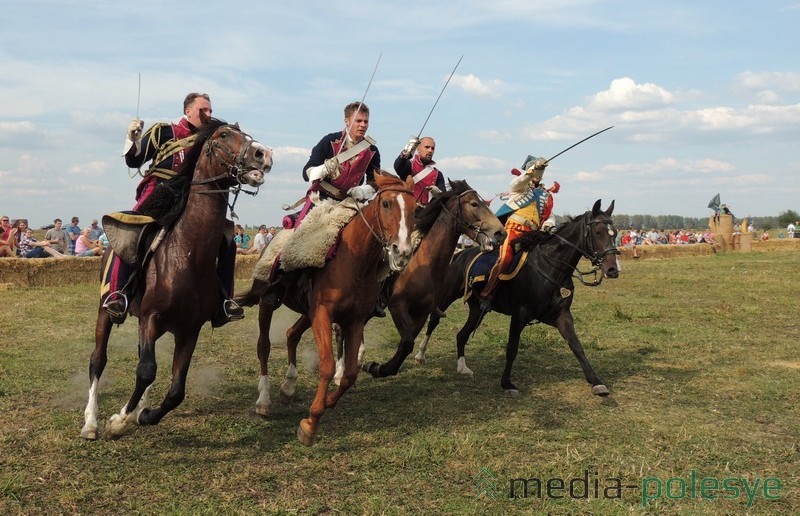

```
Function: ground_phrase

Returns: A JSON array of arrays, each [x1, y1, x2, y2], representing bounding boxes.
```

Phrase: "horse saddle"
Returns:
[[102, 212, 158, 266], [279, 198, 358, 272], [466, 249, 530, 286]]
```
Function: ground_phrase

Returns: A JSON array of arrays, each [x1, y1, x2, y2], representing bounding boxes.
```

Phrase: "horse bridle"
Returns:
[[354, 185, 415, 255], [543, 212, 619, 287], [440, 189, 493, 247], [191, 124, 266, 216]]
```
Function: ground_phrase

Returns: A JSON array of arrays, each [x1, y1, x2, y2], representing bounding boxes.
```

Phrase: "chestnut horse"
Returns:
[[81, 120, 272, 439], [239, 172, 416, 446], [419, 199, 620, 396], [360, 180, 506, 378]]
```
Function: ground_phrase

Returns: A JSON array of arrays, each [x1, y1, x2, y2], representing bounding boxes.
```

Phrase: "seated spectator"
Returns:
[[74, 227, 103, 256], [44, 218, 68, 254], [668, 230, 677, 245], [761, 230, 769, 241], [18, 222, 66, 258], [66, 216, 81, 255], [99, 232, 109, 249], [234, 224, 251, 254], [88, 219, 105, 241], [250, 225, 269, 254], [0, 215, 16, 257]]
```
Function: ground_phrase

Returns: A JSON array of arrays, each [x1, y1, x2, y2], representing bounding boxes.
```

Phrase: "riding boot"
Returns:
[[371, 302, 387, 318], [211, 230, 243, 327], [479, 263, 503, 312], [212, 298, 245, 328], [263, 268, 286, 309]]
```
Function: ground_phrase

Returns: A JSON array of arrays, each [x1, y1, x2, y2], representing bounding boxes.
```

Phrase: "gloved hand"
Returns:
[[347, 184, 376, 201], [426, 185, 442, 197], [541, 216, 556, 232], [526, 158, 548, 174], [127, 119, 144, 142], [401, 136, 420, 157], [306, 163, 328, 182], [324, 157, 341, 180]]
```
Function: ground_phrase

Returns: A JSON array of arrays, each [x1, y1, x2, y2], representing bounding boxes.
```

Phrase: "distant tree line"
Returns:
[[554, 209, 799, 232]]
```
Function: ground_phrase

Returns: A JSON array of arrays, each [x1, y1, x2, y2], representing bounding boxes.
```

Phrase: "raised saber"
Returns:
[[136, 73, 141, 119], [545, 125, 614, 164], [417, 55, 463, 138], [339, 52, 382, 154]]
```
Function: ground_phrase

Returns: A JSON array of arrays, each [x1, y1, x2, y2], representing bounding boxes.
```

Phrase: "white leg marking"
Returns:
[[333, 357, 345, 386], [357, 341, 366, 365], [281, 363, 298, 398], [415, 335, 429, 364], [106, 385, 153, 438], [80, 379, 100, 439], [255, 375, 271, 415], [457, 356, 474, 376]]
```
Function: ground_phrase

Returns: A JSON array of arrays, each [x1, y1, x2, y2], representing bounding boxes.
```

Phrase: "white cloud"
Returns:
[[451, 74, 503, 97], [588, 77, 674, 111]]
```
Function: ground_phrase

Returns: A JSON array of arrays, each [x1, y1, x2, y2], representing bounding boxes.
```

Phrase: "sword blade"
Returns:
[[417, 55, 463, 138], [546, 125, 614, 163], [136, 73, 141, 119]]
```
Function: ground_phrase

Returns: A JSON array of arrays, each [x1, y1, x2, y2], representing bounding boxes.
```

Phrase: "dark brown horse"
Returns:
[[81, 120, 272, 439], [359, 180, 506, 378], [239, 172, 416, 446], [419, 199, 619, 396]]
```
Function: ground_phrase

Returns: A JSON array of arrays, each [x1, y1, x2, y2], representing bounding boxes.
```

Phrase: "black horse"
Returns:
[[419, 199, 620, 396]]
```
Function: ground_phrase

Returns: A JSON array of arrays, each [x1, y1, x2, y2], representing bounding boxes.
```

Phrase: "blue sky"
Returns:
[[1, 1, 798, 228]]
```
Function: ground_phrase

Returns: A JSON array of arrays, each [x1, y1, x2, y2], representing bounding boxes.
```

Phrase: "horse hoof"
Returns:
[[255, 404, 270, 417], [414, 355, 425, 365], [362, 362, 381, 378], [457, 366, 474, 377], [504, 389, 520, 398], [278, 391, 292, 406], [297, 420, 316, 447], [592, 384, 610, 396], [80, 427, 98, 440]]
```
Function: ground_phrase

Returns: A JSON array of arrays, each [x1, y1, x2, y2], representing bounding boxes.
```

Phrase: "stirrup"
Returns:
[[102, 291, 129, 324], [223, 299, 245, 320]]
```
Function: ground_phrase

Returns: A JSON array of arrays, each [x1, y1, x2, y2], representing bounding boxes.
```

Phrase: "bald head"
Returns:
[[417, 136, 436, 163]]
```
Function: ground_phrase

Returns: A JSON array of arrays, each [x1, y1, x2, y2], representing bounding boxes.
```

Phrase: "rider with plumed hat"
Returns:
[[480, 155, 560, 311]]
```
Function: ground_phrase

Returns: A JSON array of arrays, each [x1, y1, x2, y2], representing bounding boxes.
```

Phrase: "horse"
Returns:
[[359, 179, 506, 378], [80, 120, 273, 440], [418, 199, 620, 396], [237, 172, 416, 446]]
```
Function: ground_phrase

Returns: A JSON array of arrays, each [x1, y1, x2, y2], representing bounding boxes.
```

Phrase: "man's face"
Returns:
[[417, 137, 436, 162], [54, 221, 62, 230], [345, 111, 369, 142], [72, 219, 79, 227], [186, 97, 212, 128]]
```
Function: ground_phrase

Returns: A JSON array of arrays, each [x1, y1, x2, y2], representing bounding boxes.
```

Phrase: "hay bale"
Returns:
[[617, 244, 715, 260]]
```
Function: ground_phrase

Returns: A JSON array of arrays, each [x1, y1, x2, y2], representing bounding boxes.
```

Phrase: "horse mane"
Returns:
[[136, 119, 228, 226], [414, 179, 472, 236]]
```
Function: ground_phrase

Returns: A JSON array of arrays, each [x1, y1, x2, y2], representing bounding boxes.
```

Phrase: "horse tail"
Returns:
[[234, 278, 269, 307]]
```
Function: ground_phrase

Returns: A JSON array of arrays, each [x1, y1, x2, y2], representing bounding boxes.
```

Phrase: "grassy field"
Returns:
[[1, 250, 798, 514]]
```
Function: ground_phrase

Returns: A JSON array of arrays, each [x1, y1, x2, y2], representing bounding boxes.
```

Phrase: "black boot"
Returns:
[[263, 283, 285, 309], [212, 299, 245, 328], [371, 302, 386, 318]]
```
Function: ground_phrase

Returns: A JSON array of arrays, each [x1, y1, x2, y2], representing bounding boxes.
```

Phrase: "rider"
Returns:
[[263, 101, 382, 310], [479, 155, 559, 311], [393, 136, 446, 207], [102, 92, 243, 327]]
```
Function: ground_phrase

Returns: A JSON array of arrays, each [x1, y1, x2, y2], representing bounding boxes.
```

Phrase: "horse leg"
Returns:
[[297, 307, 335, 447], [137, 327, 201, 425], [500, 313, 527, 397], [416, 313, 439, 365], [555, 311, 609, 396], [455, 301, 483, 376], [326, 323, 363, 407], [364, 301, 421, 378], [333, 323, 344, 386], [105, 315, 163, 438], [279, 314, 310, 405], [81, 307, 114, 440], [255, 300, 274, 415]]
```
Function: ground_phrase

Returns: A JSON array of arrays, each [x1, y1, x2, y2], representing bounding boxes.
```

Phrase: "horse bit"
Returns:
[[544, 213, 619, 287]]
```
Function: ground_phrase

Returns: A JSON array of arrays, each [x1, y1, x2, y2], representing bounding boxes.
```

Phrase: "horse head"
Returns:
[[370, 171, 416, 271], [198, 121, 273, 189], [587, 199, 620, 279], [447, 180, 506, 252]]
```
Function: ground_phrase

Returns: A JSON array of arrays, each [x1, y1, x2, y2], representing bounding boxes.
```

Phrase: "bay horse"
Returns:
[[360, 180, 506, 378], [419, 199, 619, 396], [238, 172, 416, 446], [80, 120, 272, 440]]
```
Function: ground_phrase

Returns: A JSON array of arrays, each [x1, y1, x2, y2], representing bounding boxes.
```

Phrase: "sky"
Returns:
[[1, 1, 799, 229]]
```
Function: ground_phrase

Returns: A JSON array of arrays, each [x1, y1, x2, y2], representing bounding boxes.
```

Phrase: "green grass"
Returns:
[[0, 250, 798, 514]]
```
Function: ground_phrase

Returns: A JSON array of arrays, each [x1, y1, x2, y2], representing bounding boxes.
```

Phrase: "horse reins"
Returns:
[[440, 189, 492, 247], [354, 185, 415, 257]]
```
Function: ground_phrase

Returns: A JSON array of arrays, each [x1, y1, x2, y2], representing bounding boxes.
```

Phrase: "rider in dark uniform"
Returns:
[[393, 136, 445, 207]]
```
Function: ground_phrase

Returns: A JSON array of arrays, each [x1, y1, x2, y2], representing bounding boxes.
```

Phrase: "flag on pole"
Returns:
[[707, 193, 721, 210]]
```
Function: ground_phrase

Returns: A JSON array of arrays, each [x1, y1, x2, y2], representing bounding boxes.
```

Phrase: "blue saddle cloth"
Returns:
[[468, 250, 527, 285]]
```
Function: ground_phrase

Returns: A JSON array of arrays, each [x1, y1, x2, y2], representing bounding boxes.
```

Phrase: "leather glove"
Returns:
[[347, 184, 376, 201], [324, 157, 341, 180], [426, 185, 442, 197], [401, 136, 420, 157], [127, 119, 144, 142], [541, 216, 556, 232], [306, 163, 328, 182], [526, 158, 547, 173]]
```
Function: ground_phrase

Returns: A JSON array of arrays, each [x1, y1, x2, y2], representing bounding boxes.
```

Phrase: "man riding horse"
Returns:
[[393, 136, 446, 207], [479, 155, 560, 311], [102, 92, 243, 327]]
